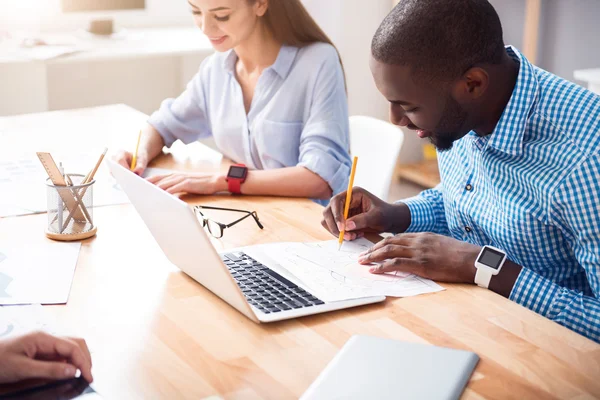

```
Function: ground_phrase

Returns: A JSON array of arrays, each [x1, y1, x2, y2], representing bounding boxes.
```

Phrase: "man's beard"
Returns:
[[429, 95, 468, 151]]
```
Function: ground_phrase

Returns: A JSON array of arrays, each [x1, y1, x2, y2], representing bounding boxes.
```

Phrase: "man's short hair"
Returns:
[[372, 0, 505, 81]]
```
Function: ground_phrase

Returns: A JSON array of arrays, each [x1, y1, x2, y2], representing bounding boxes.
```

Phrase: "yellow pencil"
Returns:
[[338, 156, 358, 251], [130, 129, 142, 171]]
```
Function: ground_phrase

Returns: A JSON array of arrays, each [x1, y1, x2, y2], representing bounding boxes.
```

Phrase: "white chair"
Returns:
[[349, 115, 404, 200]]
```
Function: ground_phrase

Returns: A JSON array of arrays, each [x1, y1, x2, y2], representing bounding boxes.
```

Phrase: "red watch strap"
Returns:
[[228, 177, 242, 194], [227, 164, 247, 194]]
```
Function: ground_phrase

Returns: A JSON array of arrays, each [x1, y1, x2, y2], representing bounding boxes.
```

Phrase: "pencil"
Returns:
[[60, 148, 107, 232], [130, 129, 142, 171], [338, 156, 358, 251]]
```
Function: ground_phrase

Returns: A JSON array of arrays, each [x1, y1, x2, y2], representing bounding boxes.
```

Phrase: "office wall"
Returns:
[[304, 0, 425, 163], [538, 0, 600, 84], [303, 0, 390, 121], [488, 0, 525, 49], [0, 0, 191, 31], [489, 0, 600, 85]]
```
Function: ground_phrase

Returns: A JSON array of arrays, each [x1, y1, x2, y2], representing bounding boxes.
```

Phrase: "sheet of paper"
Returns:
[[0, 154, 130, 217], [0, 148, 194, 218], [259, 238, 444, 302], [142, 167, 178, 178], [0, 304, 59, 340], [0, 241, 81, 305]]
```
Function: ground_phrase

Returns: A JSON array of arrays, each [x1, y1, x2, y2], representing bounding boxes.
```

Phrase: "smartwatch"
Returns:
[[226, 164, 248, 194], [474, 245, 507, 289]]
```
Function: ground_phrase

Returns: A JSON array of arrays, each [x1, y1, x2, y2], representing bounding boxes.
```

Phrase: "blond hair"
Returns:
[[256, 0, 347, 88]]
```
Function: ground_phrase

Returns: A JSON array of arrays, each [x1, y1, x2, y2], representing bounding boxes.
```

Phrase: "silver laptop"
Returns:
[[301, 335, 479, 400], [108, 160, 384, 323]]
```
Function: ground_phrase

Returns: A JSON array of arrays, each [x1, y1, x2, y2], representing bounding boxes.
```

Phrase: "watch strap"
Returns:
[[475, 268, 493, 289], [226, 164, 247, 195], [228, 177, 242, 194]]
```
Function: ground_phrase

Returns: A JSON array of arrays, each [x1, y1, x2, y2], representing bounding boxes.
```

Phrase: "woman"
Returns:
[[114, 0, 350, 204]]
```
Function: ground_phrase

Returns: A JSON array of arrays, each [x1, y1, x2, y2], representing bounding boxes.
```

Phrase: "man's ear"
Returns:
[[255, 0, 269, 17], [452, 67, 489, 102]]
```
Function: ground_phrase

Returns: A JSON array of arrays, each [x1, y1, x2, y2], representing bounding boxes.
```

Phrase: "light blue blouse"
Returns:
[[148, 43, 351, 204]]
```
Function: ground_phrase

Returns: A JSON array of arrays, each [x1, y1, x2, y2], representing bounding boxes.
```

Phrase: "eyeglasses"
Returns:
[[193, 205, 264, 238]]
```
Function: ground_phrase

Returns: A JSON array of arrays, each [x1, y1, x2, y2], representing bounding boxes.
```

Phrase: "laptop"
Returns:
[[107, 160, 385, 323], [301, 335, 479, 400], [0, 377, 103, 399]]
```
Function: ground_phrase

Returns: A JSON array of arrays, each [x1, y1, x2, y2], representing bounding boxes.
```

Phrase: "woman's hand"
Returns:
[[0, 331, 93, 384], [112, 149, 149, 176], [146, 172, 228, 195]]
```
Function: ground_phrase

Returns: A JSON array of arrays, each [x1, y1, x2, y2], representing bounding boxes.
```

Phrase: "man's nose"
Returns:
[[390, 107, 411, 127]]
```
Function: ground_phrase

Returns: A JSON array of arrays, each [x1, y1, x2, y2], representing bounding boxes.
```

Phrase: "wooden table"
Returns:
[[1, 105, 599, 400], [396, 159, 441, 189]]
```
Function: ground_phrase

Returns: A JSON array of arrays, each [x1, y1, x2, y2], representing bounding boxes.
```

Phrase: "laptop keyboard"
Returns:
[[222, 252, 325, 314]]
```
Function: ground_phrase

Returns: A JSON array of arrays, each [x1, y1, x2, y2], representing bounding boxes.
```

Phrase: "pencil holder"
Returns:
[[45, 174, 97, 241]]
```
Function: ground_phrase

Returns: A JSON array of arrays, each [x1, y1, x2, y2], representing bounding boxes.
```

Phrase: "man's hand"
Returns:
[[0, 332, 93, 384], [146, 172, 228, 195], [321, 187, 411, 240], [358, 233, 481, 283]]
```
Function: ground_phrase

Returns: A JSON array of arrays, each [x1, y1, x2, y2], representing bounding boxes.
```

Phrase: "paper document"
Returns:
[[260, 238, 444, 302], [0, 304, 59, 340], [0, 154, 130, 217], [0, 241, 81, 305], [142, 167, 178, 177]]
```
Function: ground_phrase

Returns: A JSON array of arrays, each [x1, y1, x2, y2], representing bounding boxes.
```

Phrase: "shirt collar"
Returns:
[[221, 45, 299, 79], [487, 45, 539, 156]]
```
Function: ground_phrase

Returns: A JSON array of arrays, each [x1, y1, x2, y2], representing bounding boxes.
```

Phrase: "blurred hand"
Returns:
[[112, 149, 149, 176], [0, 332, 93, 384], [146, 172, 228, 195], [321, 187, 411, 240]]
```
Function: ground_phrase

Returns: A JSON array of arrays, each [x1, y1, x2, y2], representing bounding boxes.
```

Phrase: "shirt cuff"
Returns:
[[298, 150, 350, 196], [400, 195, 440, 233], [509, 267, 560, 318], [148, 109, 178, 148]]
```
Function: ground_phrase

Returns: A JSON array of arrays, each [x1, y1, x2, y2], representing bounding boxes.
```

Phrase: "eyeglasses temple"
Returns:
[[225, 211, 263, 229]]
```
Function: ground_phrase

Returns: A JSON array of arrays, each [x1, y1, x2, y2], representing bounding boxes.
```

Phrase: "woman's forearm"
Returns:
[[216, 166, 332, 199], [140, 124, 166, 163]]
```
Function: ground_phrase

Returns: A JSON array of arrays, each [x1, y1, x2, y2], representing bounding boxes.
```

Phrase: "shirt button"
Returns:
[[465, 226, 472, 233], [466, 184, 473, 191]]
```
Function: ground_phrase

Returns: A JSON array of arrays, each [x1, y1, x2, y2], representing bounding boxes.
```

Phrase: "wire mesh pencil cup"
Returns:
[[45, 174, 97, 241]]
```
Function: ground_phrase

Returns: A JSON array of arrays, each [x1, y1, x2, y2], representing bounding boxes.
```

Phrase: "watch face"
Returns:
[[228, 166, 247, 179], [478, 247, 505, 269]]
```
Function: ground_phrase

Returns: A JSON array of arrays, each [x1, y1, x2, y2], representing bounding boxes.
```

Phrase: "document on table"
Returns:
[[0, 241, 81, 305], [0, 154, 181, 218], [0, 154, 130, 217], [255, 238, 444, 302], [0, 304, 59, 340]]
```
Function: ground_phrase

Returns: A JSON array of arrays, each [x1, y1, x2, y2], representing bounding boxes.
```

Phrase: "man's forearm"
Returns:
[[388, 202, 412, 234], [489, 260, 523, 298]]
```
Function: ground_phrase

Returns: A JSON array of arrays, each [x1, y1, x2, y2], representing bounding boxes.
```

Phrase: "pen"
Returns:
[[338, 156, 358, 251], [130, 129, 142, 171], [61, 148, 107, 232], [58, 162, 65, 233]]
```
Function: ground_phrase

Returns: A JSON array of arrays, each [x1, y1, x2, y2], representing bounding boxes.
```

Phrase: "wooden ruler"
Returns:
[[36, 152, 88, 222]]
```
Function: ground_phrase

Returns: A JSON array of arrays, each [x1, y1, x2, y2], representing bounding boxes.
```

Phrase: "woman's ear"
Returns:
[[254, 0, 269, 17]]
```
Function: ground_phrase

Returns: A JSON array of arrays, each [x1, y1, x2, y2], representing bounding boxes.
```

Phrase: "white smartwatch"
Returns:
[[474, 245, 507, 289]]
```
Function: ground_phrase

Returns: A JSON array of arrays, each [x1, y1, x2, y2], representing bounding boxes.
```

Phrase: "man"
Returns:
[[322, 0, 600, 343], [0, 331, 93, 384]]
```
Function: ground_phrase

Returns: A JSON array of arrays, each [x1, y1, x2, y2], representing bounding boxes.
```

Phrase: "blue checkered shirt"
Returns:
[[401, 46, 600, 343]]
